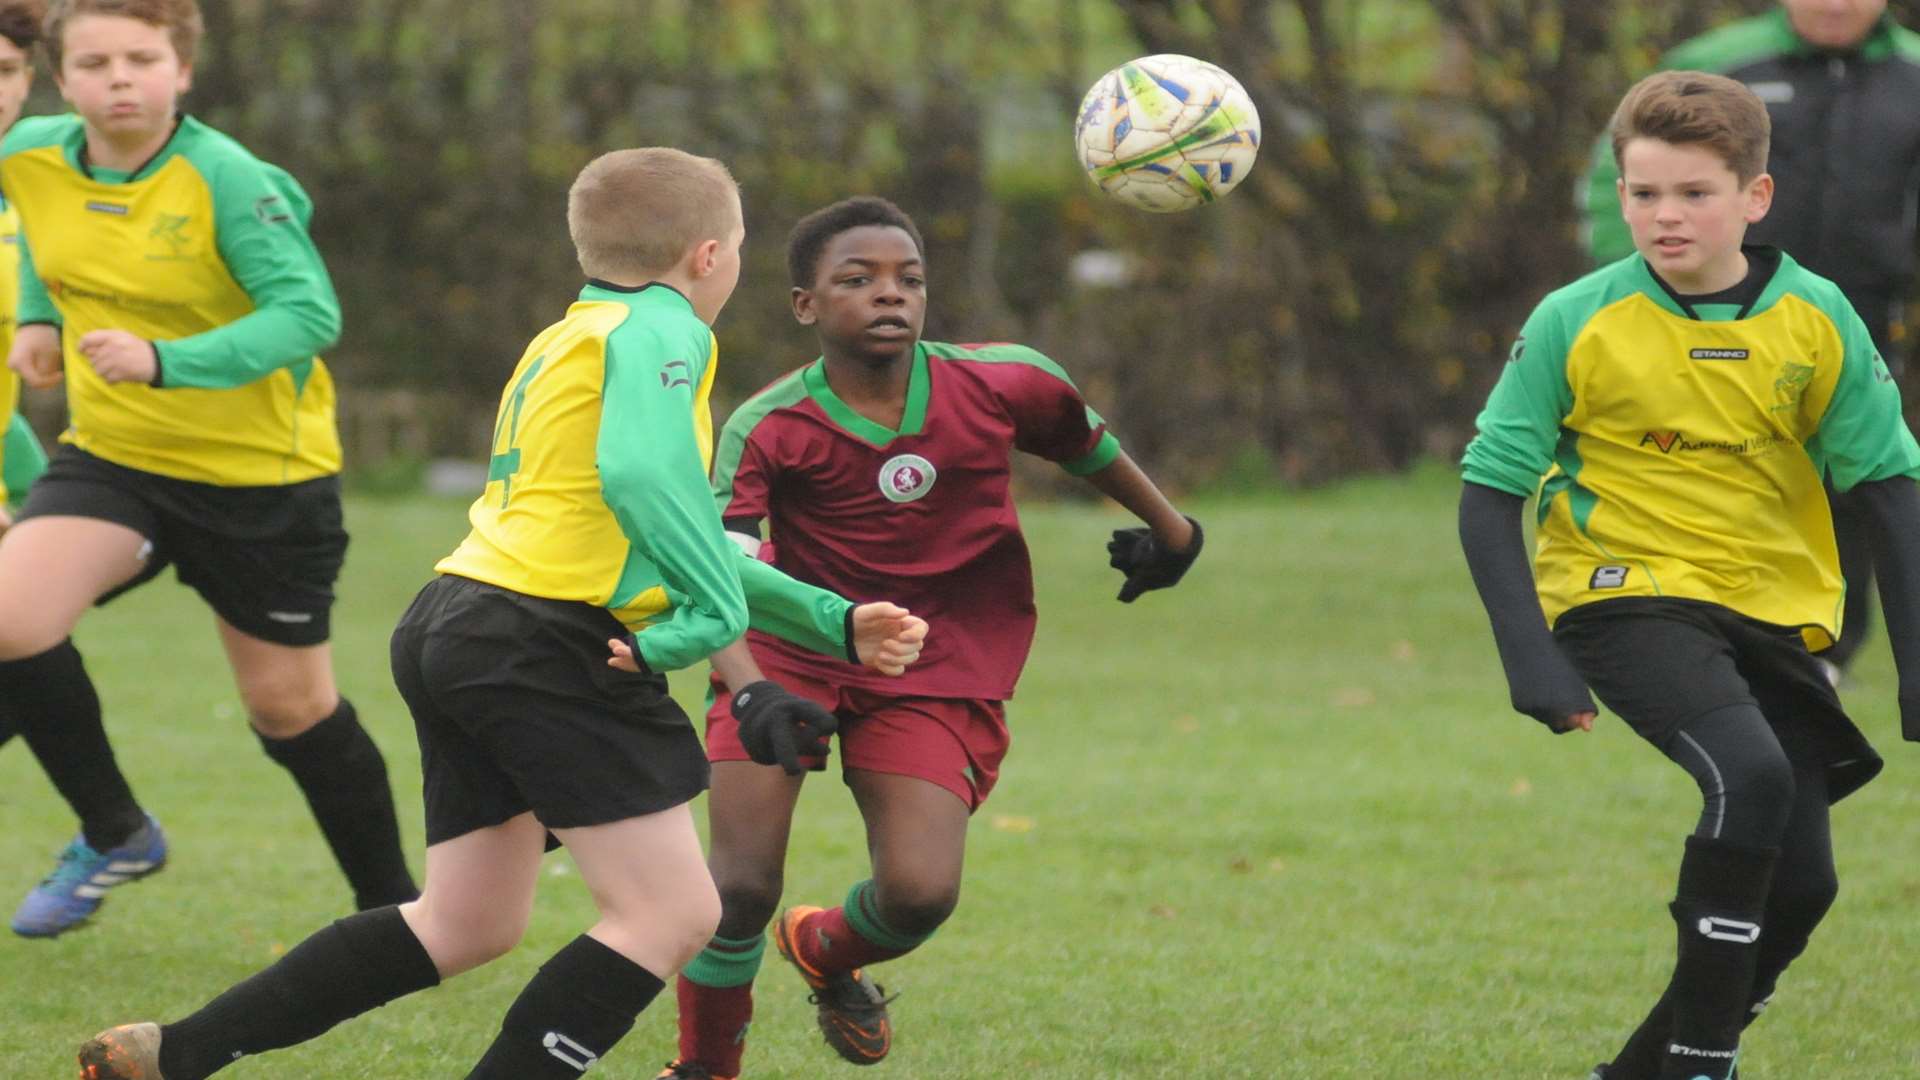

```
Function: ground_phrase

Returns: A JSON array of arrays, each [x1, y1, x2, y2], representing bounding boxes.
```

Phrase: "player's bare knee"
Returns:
[[407, 901, 527, 976], [713, 873, 783, 933], [448, 913, 528, 969], [875, 880, 960, 938], [242, 689, 340, 737], [673, 881, 725, 964]]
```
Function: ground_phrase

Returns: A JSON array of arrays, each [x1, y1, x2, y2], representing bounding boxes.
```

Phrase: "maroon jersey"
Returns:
[[712, 340, 1120, 698]]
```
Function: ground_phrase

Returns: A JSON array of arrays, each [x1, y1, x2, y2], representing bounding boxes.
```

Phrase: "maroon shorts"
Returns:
[[705, 657, 1009, 811]]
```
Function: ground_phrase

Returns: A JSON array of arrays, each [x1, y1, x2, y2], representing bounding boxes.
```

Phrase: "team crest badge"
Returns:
[[878, 454, 937, 503]]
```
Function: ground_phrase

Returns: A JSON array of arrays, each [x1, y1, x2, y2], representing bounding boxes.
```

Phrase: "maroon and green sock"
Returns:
[[794, 879, 934, 976]]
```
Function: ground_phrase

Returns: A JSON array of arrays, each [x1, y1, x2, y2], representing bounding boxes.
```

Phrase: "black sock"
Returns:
[[466, 935, 666, 1079], [1660, 836, 1776, 1080], [257, 698, 418, 908], [1608, 987, 1674, 1079], [0, 639, 145, 849], [158, 905, 439, 1080]]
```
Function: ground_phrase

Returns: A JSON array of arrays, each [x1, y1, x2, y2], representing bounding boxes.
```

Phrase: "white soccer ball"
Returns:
[[1073, 54, 1262, 213]]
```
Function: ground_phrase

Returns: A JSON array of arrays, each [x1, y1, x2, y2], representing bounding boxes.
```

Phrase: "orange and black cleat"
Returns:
[[77, 1023, 165, 1079], [771, 905, 895, 1066]]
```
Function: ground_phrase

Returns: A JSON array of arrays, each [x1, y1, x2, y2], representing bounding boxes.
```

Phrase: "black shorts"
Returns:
[[17, 445, 346, 646], [391, 573, 710, 846], [1554, 597, 1882, 802]]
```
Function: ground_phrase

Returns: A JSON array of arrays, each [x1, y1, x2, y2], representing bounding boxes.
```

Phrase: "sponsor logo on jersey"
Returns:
[[1642, 430, 1682, 454], [1589, 565, 1629, 589], [660, 359, 692, 389], [878, 453, 937, 503], [85, 200, 129, 216], [1747, 80, 1794, 104], [1688, 347, 1748, 360], [1639, 430, 1790, 456]]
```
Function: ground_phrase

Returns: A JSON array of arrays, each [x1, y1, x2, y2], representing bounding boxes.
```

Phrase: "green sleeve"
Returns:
[[1809, 308, 1920, 491], [597, 328, 749, 672], [154, 160, 342, 389], [1461, 301, 1575, 497], [3, 411, 46, 504], [734, 552, 854, 658], [15, 230, 58, 327], [1580, 134, 1634, 266]]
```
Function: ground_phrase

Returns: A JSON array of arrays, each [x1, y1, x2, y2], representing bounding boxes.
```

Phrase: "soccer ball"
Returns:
[[1074, 54, 1262, 213]]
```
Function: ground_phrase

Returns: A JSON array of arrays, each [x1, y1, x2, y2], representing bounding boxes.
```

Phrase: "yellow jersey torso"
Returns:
[[0, 115, 342, 485], [1464, 250, 1920, 647]]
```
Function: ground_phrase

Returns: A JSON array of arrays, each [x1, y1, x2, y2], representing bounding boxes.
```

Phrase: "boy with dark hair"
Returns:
[[1464, 70, 1920, 1079], [77, 147, 929, 1080], [0, 0, 416, 936], [655, 195, 1201, 1079]]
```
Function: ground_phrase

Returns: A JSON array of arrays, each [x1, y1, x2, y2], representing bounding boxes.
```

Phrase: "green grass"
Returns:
[[3, 464, 1917, 1077]]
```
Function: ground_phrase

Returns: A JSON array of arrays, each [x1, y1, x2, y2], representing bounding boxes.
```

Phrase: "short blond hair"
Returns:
[[44, 0, 201, 69], [567, 148, 739, 281], [1610, 70, 1771, 183]]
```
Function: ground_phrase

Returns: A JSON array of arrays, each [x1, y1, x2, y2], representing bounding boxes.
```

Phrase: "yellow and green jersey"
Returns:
[[438, 282, 853, 673], [0, 114, 342, 486], [1463, 249, 1920, 648], [0, 198, 45, 505]]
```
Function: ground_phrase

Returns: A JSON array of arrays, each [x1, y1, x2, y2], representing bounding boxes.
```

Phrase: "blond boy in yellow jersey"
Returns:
[[81, 147, 929, 1080], [1462, 71, 1920, 1080], [0, 0, 417, 941]]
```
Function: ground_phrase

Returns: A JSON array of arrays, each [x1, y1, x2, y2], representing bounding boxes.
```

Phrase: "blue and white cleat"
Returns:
[[11, 816, 168, 938]]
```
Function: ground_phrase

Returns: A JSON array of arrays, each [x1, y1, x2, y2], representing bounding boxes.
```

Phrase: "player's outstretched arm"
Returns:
[[1080, 451, 1202, 602], [1458, 481, 1597, 733], [729, 553, 926, 673], [609, 601, 926, 679], [1847, 477, 1920, 740]]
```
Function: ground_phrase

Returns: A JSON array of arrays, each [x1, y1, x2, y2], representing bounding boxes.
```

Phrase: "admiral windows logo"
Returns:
[[1639, 429, 1788, 456], [1689, 347, 1748, 361], [1642, 430, 1681, 454]]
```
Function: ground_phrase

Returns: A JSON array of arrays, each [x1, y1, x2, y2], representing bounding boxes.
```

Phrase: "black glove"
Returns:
[[732, 680, 838, 775], [1107, 516, 1203, 603]]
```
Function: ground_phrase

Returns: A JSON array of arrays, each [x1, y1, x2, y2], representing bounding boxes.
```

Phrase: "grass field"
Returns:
[[2, 463, 1915, 1078]]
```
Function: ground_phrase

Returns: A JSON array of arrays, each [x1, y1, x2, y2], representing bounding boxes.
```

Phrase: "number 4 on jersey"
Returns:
[[487, 355, 546, 507]]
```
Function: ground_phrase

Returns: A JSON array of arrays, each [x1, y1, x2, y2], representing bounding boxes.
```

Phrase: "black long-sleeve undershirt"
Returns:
[[1849, 476, 1920, 740], [1457, 481, 1596, 730]]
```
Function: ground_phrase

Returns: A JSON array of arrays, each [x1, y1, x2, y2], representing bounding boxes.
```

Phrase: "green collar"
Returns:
[[68, 113, 188, 183], [580, 280, 694, 313], [801, 342, 930, 446]]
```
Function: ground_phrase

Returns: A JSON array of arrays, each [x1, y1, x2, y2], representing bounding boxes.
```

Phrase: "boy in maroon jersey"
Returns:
[[651, 196, 1201, 1078]]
